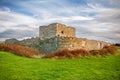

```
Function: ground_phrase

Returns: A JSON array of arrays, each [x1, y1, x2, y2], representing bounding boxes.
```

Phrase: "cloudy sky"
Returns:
[[0, 0, 120, 43]]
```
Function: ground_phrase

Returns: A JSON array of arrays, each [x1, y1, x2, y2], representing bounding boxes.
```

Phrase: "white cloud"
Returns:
[[0, 8, 38, 30], [0, 7, 40, 40], [0, 0, 120, 43]]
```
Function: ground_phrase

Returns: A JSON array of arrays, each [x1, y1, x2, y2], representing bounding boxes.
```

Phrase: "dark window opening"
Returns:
[[61, 31, 64, 34]]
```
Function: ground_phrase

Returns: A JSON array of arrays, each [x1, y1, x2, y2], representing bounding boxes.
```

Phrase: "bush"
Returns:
[[0, 44, 41, 58], [89, 50, 100, 56], [44, 45, 118, 59], [71, 49, 90, 57], [44, 49, 89, 59], [99, 49, 108, 57], [89, 45, 117, 57], [103, 45, 117, 55], [44, 49, 74, 59]]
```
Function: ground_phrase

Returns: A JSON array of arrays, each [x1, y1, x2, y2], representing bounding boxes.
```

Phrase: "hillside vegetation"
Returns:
[[45, 45, 117, 59], [0, 44, 117, 59], [0, 44, 41, 58], [0, 48, 120, 80]]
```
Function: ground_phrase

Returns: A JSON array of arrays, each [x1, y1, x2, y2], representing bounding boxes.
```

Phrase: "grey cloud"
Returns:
[[95, 11, 120, 24], [0, 28, 38, 40], [62, 19, 120, 43]]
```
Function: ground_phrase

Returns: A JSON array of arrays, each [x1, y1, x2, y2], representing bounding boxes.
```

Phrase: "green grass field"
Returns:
[[0, 49, 120, 80]]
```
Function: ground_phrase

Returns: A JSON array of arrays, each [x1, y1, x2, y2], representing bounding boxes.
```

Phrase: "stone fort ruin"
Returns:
[[39, 23, 75, 38], [5, 23, 110, 53]]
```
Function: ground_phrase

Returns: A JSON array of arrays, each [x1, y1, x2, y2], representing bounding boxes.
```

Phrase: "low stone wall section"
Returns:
[[5, 37, 110, 53]]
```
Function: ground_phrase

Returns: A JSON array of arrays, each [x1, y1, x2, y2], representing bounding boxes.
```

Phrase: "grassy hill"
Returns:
[[0, 49, 120, 80]]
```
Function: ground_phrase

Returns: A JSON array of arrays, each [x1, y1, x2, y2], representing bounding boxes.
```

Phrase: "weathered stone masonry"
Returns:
[[36, 37, 108, 53], [40, 23, 75, 39]]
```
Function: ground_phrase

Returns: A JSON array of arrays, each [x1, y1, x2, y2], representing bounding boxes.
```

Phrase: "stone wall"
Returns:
[[38, 37, 59, 53], [57, 37, 109, 51], [39, 23, 75, 39], [56, 23, 75, 37], [5, 37, 110, 53], [39, 24, 57, 39], [38, 37, 110, 53], [5, 38, 19, 45]]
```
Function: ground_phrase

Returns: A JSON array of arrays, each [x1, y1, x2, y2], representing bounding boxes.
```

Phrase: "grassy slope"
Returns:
[[0, 49, 120, 80]]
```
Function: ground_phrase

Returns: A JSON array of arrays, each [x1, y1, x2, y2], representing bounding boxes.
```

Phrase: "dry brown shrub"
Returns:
[[89, 50, 100, 56], [44, 49, 74, 59], [53, 49, 74, 59], [44, 53, 53, 58], [44, 45, 118, 59], [44, 49, 89, 59], [70, 49, 90, 57], [103, 45, 117, 55], [99, 49, 108, 57], [89, 45, 117, 56], [0, 44, 40, 58]]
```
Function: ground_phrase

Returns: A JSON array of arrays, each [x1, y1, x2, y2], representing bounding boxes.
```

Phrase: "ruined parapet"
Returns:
[[36, 37, 109, 53], [5, 37, 110, 54], [39, 23, 75, 39], [5, 38, 20, 45], [57, 37, 109, 51], [39, 24, 56, 39], [19, 37, 40, 46], [57, 37, 87, 50], [56, 23, 75, 37]]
